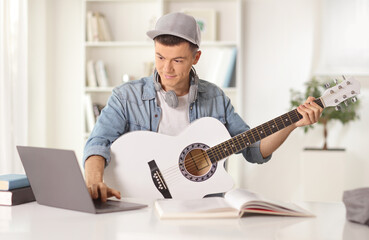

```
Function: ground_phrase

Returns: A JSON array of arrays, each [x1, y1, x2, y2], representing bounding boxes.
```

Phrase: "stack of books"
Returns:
[[0, 174, 35, 206]]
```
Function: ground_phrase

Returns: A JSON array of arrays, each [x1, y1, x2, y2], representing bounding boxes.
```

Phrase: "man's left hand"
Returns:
[[295, 96, 323, 127]]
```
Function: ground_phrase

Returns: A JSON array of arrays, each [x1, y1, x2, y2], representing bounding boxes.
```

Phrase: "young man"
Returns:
[[83, 12, 323, 202]]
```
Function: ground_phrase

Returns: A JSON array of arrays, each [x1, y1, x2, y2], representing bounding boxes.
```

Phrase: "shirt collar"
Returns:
[[141, 75, 205, 101]]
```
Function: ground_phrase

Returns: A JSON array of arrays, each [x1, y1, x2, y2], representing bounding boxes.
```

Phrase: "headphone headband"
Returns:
[[154, 68, 199, 108]]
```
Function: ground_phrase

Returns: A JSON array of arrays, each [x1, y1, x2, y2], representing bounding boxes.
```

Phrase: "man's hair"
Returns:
[[154, 35, 199, 56]]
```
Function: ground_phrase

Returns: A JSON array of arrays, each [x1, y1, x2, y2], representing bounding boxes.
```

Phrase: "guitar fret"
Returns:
[[239, 134, 248, 148], [246, 132, 253, 146], [267, 120, 275, 134], [230, 139, 238, 152], [272, 119, 279, 131], [283, 113, 292, 126], [248, 130, 256, 143], [279, 115, 286, 128], [229, 139, 239, 153], [315, 98, 324, 108], [251, 127, 258, 140], [223, 141, 231, 155], [258, 125, 266, 139], [287, 112, 293, 123], [213, 147, 223, 161], [264, 121, 273, 136], [293, 109, 302, 121], [236, 136, 244, 150], [251, 128, 261, 142]]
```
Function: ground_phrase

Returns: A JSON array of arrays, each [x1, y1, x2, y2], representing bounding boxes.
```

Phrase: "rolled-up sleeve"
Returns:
[[83, 90, 127, 167], [222, 92, 272, 164]]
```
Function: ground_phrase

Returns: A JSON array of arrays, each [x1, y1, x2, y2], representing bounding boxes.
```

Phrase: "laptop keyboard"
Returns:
[[93, 200, 124, 210]]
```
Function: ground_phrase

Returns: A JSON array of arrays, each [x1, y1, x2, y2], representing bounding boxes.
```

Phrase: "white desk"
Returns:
[[0, 200, 368, 240]]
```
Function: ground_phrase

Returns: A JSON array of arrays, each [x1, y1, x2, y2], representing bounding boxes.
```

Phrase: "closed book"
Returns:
[[86, 60, 97, 87], [84, 94, 96, 132], [90, 12, 100, 42], [0, 186, 36, 206], [0, 174, 30, 190], [97, 12, 112, 41], [95, 60, 109, 87], [86, 11, 94, 42]]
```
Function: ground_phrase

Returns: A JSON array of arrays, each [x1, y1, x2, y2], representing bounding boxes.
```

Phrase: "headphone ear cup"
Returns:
[[165, 90, 179, 108], [154, 81, 162, 91], [188, 68, 199, 103], [153, 69, 162, 91]]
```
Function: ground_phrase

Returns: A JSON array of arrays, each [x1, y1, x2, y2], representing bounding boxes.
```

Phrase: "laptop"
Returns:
[[17, 146, 147, 214]]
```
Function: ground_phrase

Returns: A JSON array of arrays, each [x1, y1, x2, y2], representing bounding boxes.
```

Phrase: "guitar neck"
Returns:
[[206, 98, 324, 163]]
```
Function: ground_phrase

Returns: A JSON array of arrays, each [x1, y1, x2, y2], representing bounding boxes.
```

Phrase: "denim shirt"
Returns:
[[83, 76, 271, 166]]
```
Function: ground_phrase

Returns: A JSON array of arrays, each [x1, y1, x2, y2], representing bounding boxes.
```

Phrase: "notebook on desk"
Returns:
[[16, 146, 147, 214]]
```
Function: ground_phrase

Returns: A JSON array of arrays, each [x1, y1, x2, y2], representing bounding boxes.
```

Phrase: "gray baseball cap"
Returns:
[[147, 12, 201, 47]]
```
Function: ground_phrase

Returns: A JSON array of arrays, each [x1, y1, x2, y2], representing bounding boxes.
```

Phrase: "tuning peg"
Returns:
[[335, 105, 341, 111], [344, 100, 349, 106], [351, 97, 357, 103], [325, 83, 331, 89], [342, 75, 346, 80], [334, 79, 338, 84]]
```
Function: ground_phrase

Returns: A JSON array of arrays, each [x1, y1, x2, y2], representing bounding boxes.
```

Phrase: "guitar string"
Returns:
[[180, 110, 301, 173], [161, 109, 302, 176], [160, 110, 303, 182], [174, 101, 325, 181], [162, 114, 303, 184], [162, 97, 319, 177]]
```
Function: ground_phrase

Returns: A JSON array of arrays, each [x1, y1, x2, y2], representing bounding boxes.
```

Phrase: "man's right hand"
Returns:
[[84, 155, 121, 202], [87, 182, 121, 202]]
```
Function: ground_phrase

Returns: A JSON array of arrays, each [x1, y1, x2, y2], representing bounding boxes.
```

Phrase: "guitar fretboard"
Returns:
[[206, 98, 324, 163]]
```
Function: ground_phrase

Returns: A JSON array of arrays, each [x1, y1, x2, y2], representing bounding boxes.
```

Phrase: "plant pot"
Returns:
[[300, 148, 346, 202]]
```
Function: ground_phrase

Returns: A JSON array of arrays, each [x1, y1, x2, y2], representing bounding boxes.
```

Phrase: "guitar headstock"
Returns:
[[320, 76, 361, 108]]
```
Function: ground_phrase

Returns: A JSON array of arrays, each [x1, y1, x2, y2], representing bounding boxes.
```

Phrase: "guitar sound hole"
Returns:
[[184, 149, 211, 176], [179, 143, 217, 182]]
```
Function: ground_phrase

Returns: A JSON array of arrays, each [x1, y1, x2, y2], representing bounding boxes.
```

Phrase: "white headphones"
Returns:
[[154, 67, 199, 108]]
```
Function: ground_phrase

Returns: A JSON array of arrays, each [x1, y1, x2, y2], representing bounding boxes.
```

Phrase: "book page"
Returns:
[[155, 197, 239, 219], [224, 188, 314, 216], [224, 188, 261, 210]]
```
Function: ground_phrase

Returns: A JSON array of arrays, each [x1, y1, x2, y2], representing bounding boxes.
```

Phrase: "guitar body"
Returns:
[[105, 117, 234, 200]]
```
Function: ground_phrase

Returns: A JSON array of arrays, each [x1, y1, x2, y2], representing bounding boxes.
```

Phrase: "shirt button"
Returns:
[[155, 114, 158, 118]]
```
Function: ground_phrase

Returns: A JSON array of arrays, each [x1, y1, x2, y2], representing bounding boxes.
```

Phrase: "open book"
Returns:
[[155, 188, 314, 219]]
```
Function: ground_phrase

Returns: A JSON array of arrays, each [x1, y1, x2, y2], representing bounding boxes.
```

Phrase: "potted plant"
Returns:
[[290, 76, 360, 150], [290, 76, 360, 201]]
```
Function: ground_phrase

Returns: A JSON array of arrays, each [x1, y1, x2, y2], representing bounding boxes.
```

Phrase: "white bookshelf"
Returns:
[[82, 0, 244, 139]]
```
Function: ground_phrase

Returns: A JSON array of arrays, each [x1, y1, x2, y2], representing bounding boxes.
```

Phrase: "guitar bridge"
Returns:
[[148, 160, 172, 199]]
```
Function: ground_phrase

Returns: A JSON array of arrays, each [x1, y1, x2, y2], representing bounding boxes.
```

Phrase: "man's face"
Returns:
[[154, 41, 201, 95]]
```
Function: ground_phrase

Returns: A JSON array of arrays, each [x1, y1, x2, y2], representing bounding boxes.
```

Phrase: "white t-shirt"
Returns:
[[156, 89, 190, 136]]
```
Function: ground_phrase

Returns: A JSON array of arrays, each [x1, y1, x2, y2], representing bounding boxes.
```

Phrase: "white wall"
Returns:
[[241, 0, 369, 201], [28, 0, 84, 157]]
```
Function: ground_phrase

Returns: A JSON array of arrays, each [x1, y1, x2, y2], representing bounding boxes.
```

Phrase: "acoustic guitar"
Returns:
[[104, 77, 360, 200]]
